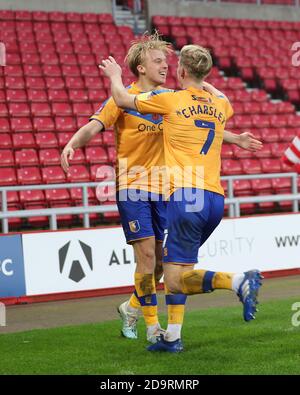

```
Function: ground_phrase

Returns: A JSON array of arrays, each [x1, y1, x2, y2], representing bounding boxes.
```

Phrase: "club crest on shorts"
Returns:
[[129, 220, 140, 233]]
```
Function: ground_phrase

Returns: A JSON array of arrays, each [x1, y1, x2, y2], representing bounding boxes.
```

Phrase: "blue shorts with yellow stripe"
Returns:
[[163, 188, 224, 264], [117, 189, 167, 244]]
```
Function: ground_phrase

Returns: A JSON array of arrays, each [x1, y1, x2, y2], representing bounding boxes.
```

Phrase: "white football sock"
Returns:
[[165, 324, 182, 342], [232, 273, 245, 293]]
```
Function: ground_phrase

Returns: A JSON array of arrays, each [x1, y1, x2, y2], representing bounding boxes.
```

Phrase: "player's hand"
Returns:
[[99, 56, 122, 79], [238, 132, 263, 152], [61, 146, 74, 173]]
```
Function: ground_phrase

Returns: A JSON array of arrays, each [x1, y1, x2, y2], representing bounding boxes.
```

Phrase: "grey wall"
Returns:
[[146, 0, 300, 21], [0, 0, 112, 13]]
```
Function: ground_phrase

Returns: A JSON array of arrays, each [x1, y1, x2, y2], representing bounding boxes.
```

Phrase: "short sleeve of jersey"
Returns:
[[224, 99, 234, 121], [90, 97, 121, 130], [135, 89, 174, 115]]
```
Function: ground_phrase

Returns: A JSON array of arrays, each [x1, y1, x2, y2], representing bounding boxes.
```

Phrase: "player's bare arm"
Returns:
[[223, 130, 263, 152], [61, 119, 103, 173], [99, 56, 137, 110]]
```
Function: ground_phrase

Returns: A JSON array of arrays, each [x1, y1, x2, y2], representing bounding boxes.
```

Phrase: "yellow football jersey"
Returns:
[[135, 87, 234, 197], [90, 82, 165, 194]]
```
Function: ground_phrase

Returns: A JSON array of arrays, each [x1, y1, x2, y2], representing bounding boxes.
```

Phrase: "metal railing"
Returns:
[[0, 172, 299, 234]]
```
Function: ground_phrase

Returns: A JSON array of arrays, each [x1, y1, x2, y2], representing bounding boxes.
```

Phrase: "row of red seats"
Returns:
[[0, 117, 97, 133], [221, 158, 290, 176], [0, 75, 120, 90], [0, 117, 96, 132], [222, 176, 298, 195], [0, 89, 108, 104], [152, 16, 300, 30], [226, 113, 300, 128], [0, 146, 115, 167], [0, 10, 114, 23], [0, 164, 116, 186], [0, 134, 115, 157], [162, 25, 300, 39], [0, 80, 114, 93], [0, 102, 97, 117]]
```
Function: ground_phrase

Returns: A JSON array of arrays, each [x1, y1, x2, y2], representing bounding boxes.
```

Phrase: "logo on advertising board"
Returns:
[[0, 235, 26, 298], [59, 240, 93, 283]]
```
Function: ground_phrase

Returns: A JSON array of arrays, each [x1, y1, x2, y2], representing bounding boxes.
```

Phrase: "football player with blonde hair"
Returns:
[[100, 44, 263, 352]]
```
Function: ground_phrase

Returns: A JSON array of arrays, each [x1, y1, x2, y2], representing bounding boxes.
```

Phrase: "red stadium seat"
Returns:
[[45, 188, 70, 204], [45, 77, 65, 90], [17, 167, 42, 185], [8, 102, 30, 117], [72, 103, 92, 116], [241, 159, 262, 174], [39, 148, 61, 166], [0, 150, 15, 167], [279, 128, 298, 142], [55, 117, 77, 132], [233, 179, 253, 196], [42, 166, 66, 184], [254, 144, 272, 158], [52, 103, 73, 116], [70, 187, 96, 204], [6, 89, 27, 102], [251, 178, 273, 194], [27, 89, 48, 102], [20, 190, 46, 206], [260, 158, 282, 173], [31, 102, 52, 117], [11, 117, 33, 132], [260, 128, 280, 143], [67, 165, 90, 182], [0, 103, 8, 117], [48, 89, 68, 102], [69, 90, 89, 102], [33, 117, 55, 132], [233, 146, 253, 159], [86, 146, 108, 164], [12, 133, 36, 149], [0, 134, 12, 148], [35, 132, 58, 149], [0, 168, 17, 185], [221, 145, 234, 159], [271, 177, 292, 193], [25, 77, 46, 90], [15, 149, 39, 167], [65, 76, 85, 89], [222, 159, 243, 175]]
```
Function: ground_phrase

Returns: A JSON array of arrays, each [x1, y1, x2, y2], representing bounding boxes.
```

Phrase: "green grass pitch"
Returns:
[[0, 297, 299, 375]]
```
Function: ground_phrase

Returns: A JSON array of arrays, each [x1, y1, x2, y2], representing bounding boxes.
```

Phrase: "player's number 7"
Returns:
[[194, 120, 216, 155]]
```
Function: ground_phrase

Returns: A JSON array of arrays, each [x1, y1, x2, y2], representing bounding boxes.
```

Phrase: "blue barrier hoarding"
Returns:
[[0, 235, 26, 297]]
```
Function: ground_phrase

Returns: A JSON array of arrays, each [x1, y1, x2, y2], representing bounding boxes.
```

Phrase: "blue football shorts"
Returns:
[[116, 189, 167, 244], [163, 188, 224, 264]]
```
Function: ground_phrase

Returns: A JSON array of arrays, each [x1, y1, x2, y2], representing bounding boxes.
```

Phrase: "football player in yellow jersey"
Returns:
[[100, 44, 263, 353]]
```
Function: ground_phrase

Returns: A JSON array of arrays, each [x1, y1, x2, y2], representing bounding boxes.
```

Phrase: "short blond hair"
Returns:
[[125, 31, 173, 77], [179, 45, 212, 81]]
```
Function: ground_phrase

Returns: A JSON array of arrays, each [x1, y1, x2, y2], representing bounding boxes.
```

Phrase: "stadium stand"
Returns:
[[0, 6, 299, 230]]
